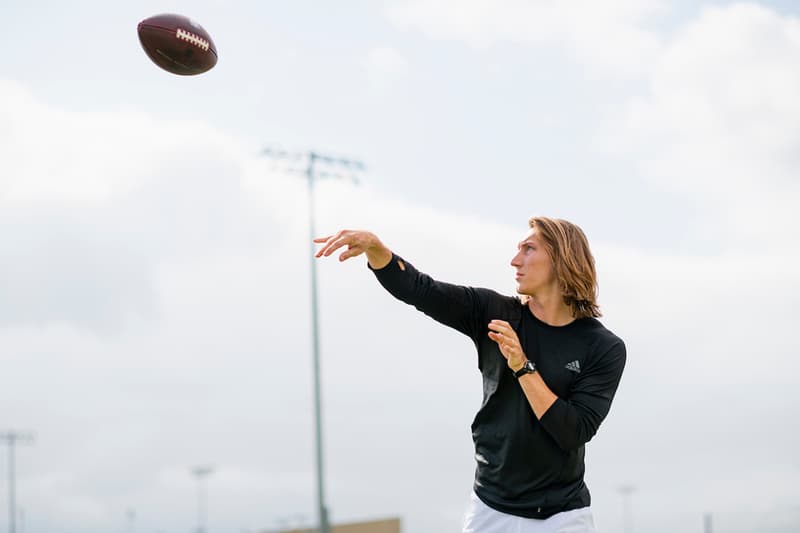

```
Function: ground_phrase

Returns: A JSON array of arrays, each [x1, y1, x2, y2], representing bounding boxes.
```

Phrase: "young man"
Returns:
[[314, 216, 626, 533]]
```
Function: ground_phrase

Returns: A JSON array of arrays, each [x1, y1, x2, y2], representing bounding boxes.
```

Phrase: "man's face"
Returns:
[[511, 228, 555, 296]]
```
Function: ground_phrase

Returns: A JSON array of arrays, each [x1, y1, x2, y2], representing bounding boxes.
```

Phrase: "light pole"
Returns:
[[262, 147, 363, 533], [704, 513, 713, 533], [0, 431, 34, 533], [126, 508, 136, 533], [618, 484, 635, 533], [191, 466, 214, 533]]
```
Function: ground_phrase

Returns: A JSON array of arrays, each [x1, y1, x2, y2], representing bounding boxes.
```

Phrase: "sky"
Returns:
[[0, 1, 799, 532]]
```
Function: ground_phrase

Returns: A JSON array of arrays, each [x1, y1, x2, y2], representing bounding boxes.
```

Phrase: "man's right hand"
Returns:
[[314, 230, 393, 269]]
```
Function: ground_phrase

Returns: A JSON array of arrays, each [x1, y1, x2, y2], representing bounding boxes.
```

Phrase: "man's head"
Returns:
[[513, 216, 601, 319]]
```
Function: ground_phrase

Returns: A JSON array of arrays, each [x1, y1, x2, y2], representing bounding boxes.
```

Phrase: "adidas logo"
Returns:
[[565, 360, 581, 373]]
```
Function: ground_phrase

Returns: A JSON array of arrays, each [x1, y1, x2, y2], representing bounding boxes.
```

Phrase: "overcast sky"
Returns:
[[1, 1, 799, 532]]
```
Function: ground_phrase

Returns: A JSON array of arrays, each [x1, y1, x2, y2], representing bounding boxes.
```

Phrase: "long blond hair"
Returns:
[[529, 216, 601, 318]]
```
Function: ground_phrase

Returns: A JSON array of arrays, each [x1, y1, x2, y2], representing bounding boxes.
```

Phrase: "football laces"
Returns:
[[175, 28, 209, 51]]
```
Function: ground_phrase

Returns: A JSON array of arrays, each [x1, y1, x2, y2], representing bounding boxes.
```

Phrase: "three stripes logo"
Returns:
[[565, 360, 581, 373]]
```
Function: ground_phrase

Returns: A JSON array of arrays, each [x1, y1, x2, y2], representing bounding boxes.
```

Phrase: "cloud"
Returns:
[[0, 79, 279, 334], [364, 46, 410, 89], [385, 0, 666, 74], [0, 208, 154, 333], [602, 3, 800, 249], [1, 62, 799, 533]]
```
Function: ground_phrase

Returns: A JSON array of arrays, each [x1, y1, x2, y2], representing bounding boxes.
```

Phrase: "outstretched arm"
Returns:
[[314, 229, 489, 338]]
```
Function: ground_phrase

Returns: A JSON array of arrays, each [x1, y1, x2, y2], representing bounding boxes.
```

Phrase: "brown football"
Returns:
[[137, 13, 218, 75]]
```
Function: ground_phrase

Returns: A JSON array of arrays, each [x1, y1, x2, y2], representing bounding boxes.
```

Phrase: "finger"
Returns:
[[313, 236, 336, 258], [487, 331, 509, 349], [313, 230, 345, 257], [487, 321, 512, 335], [488, 336, 509, 358], [339, 245, 363, 261], [317, 237, 349, 258], [488, 330, 513, 342], [323, 230, 357, 257], [489, 333, 521, 358], [489, 321, 520, 343]]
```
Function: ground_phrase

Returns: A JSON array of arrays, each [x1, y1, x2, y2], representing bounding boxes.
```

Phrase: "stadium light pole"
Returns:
[[0, 431, 34, 533], [704, 513, 713, 533], [126, 508, 136, 533], [191, 466, 214, 533], [262, 147, 363, 533], [619, 484, 636, 533]]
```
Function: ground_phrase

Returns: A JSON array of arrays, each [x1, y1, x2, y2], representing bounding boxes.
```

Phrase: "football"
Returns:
[[137, 13, 218, 75]]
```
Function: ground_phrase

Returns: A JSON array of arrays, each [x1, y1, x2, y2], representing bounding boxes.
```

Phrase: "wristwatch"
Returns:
[[514, 360, 536, 378]]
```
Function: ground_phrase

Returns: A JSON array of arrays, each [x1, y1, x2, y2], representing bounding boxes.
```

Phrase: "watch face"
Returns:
[[515, 361, 535, 377]]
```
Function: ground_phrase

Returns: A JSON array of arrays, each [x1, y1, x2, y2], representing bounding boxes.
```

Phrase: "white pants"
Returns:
[[463, 491, 597, 533]]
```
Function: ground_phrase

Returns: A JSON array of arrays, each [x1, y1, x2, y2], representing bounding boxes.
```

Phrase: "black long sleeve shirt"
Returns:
[[371, 254, 626, 518]]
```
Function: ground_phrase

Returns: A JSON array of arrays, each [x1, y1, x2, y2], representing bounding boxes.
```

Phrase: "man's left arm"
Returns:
[[488, 319, 626, 451], [521, 342, 627, 451]]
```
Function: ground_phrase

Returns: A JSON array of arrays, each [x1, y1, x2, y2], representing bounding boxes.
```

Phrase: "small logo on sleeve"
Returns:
[[565, 360, 581, 373]]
